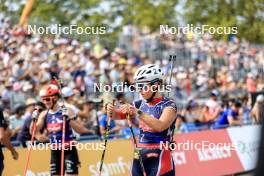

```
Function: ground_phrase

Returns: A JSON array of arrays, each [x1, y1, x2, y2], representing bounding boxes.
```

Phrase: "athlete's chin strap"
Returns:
[[146, 82, 158, 103]]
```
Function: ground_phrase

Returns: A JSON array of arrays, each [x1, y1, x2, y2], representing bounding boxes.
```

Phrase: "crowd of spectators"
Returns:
[[0, 17, 264, 146]]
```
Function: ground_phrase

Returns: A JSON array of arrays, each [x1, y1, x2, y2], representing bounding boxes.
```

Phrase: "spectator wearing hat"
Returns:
[[22, 98, 36, 121]]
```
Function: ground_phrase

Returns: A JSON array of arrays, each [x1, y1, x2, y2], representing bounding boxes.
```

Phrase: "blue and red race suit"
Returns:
[[45, 109, 74, 145], [131, 97, 177, 176], [45, 109, 79, 175]]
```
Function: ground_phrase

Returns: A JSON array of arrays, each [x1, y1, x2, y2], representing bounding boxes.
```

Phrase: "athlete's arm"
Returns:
[[0, 127, 18, 160], [139, 107, 177, 132], [118, 103, 177, 132]]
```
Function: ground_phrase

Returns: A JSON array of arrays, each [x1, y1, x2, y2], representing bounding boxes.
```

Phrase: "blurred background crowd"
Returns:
[[0, 15, 264, 146]]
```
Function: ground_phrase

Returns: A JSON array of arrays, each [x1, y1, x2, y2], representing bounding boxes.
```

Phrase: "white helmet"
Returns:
[[134, 64, 163, 83]]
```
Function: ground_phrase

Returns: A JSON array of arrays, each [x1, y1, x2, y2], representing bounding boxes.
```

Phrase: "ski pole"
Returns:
[[126, 104, 146, 176], [23, 110, 39, 176], [99, 99, 115, 175], [168, 55, 176, 97]]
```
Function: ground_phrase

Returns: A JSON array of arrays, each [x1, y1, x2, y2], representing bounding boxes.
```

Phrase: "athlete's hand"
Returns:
[[31, 110, 40, 121], [61, 106, 69, 117], [106, 103, 114, 118], [119, 104, 136, 116]]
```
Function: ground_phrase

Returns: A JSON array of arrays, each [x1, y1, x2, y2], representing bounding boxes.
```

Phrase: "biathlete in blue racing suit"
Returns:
[[107, 64, 177, 176]]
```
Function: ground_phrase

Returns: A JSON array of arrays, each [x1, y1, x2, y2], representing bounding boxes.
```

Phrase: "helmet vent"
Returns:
[[138, 77, 145, 80], [148, 65, 155, 68], [137, 70, 142, 76], [141, 70, 146, 75], [146, 70, 151, 74]]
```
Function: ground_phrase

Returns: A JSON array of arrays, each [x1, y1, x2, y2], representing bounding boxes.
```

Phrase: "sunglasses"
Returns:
[[41, 97, 52, 102]]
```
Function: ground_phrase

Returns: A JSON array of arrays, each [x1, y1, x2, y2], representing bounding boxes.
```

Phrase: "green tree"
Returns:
[[184, 0, 264, 43], [30, 0, 103, 25], [108, 0, 178, 32]]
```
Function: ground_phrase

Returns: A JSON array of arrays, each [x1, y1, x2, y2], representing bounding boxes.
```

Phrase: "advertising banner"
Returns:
[[226, 125, 261, 171], [3, 125, 260, 175], [171, 129, 244, 176], [3, 139, 133, 176]]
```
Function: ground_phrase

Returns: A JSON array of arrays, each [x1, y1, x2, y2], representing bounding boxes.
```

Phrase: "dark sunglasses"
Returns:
[[42, 97, 52, 102]]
